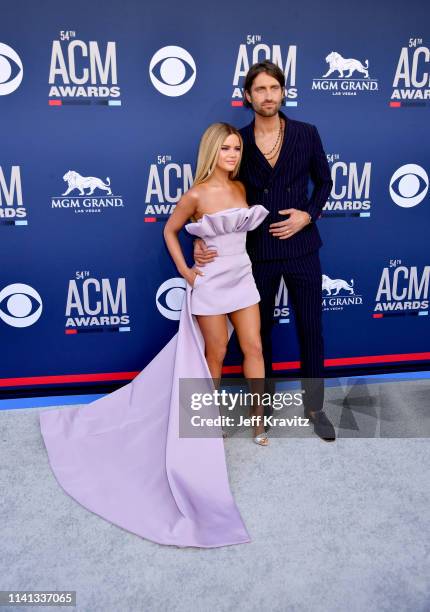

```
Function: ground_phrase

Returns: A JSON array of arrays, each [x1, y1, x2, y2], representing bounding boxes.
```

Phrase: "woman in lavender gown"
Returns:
[[39, 123, 270, 548]]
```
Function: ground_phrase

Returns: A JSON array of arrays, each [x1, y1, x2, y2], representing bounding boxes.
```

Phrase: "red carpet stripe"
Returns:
[[1, 352, 430, 387]]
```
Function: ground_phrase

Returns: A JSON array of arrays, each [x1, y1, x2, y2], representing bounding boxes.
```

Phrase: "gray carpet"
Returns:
[[1, 379, 430, 612]]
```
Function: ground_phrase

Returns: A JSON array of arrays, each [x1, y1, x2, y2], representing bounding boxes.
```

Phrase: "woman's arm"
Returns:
[[163, 190, 204, 286]]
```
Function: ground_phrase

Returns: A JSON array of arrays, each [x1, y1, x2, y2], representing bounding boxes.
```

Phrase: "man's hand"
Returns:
[[269, 208, 311, 240], [193, 238, 218, 266]]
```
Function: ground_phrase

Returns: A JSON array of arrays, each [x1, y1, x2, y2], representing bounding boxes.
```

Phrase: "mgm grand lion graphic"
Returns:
[[322, 275, 355, 296], [323, 51, 369, 79], [62, 170, 112, 196]]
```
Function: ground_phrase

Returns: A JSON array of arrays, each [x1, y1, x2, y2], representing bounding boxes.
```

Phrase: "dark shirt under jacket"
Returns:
[[238, 111, 333, 262]]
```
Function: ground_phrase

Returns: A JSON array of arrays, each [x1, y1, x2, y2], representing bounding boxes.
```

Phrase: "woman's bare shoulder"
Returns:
[[184, 183, 208, 204], [233, 179, 247, 196], [231, 179, 248, 207], [178, 184, 209, 221]]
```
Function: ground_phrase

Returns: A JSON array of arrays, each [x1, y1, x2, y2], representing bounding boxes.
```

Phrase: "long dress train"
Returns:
[[39, 205, 269, 548]]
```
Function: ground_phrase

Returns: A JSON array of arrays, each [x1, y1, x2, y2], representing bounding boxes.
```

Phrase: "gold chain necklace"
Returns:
[[264, 120, 284, 160], [261, 117, 282, 157]]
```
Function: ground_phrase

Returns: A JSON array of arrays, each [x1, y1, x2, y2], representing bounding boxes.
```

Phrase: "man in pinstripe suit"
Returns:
[[195, 60, 336, 442]]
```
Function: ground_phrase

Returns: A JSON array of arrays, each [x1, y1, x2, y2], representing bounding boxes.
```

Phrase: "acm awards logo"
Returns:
[[374, 261, 429, 316], [391, 38, 430, 106], [48, 31, 121, 106], [0, 42, 23, 95], [0, 283, 43, 328], [311, 51, 378, 96], [389, 164, 428, 208], [231, 35, 298, 107], [273, 276, 290, 323], [144, 155, 193, 221], [51, 169, 124, 214], [322, 274, 363, 312], [0, 165, 28, 225], [149, 46, 196, 97], [324, 154, 372, 217], [65, 271, 130, 331]]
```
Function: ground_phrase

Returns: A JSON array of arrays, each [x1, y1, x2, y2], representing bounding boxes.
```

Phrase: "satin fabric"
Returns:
[[186, 206, 269, 315], [39, 205, 269, 548]]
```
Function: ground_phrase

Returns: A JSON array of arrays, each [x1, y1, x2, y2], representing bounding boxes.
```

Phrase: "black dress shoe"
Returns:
[[305, 410, 336, 441]]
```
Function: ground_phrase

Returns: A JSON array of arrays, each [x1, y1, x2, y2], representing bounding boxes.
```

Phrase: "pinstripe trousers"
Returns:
[[251, 249, 325, 413]]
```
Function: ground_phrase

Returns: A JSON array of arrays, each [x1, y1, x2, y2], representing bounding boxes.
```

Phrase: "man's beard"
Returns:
[[253, 101, 282, 117]]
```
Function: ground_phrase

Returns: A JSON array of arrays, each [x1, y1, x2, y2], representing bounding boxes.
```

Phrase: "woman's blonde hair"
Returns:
[[193, 122, 243, 186]]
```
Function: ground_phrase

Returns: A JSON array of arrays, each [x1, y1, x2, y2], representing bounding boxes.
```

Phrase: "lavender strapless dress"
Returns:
[[39, 205, 269, 548], [186, 206, 269, 315]]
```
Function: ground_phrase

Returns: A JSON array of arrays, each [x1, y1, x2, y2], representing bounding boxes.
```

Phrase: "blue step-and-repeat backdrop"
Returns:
[[1, 0, 429, 390]]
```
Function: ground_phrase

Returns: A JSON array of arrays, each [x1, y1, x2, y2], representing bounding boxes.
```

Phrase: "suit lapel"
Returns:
[[242, 120, 271, 176], [271, 112, 298, 180]]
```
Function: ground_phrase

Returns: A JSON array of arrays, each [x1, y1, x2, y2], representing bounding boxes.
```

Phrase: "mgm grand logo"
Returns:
[[51, 170, 124, 213], [312, 51, 379, 95], [322, 274, 363, 311]]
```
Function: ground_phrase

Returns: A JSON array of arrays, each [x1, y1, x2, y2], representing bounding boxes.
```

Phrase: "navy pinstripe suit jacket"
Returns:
[[238, 111, 333, 262]]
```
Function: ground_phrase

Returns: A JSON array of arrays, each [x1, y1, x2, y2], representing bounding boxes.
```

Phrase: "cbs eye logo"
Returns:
[[0, 283, 42, 327], [0, 43, 23, 95], [389, 164, 428, 208], [156, 277, 186, 320], [149, 46, 196, 97]]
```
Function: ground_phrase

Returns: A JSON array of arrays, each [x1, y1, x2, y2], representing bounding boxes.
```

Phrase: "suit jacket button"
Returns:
[[287, 187, 291, 192], [263, 188, 269, 194]]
